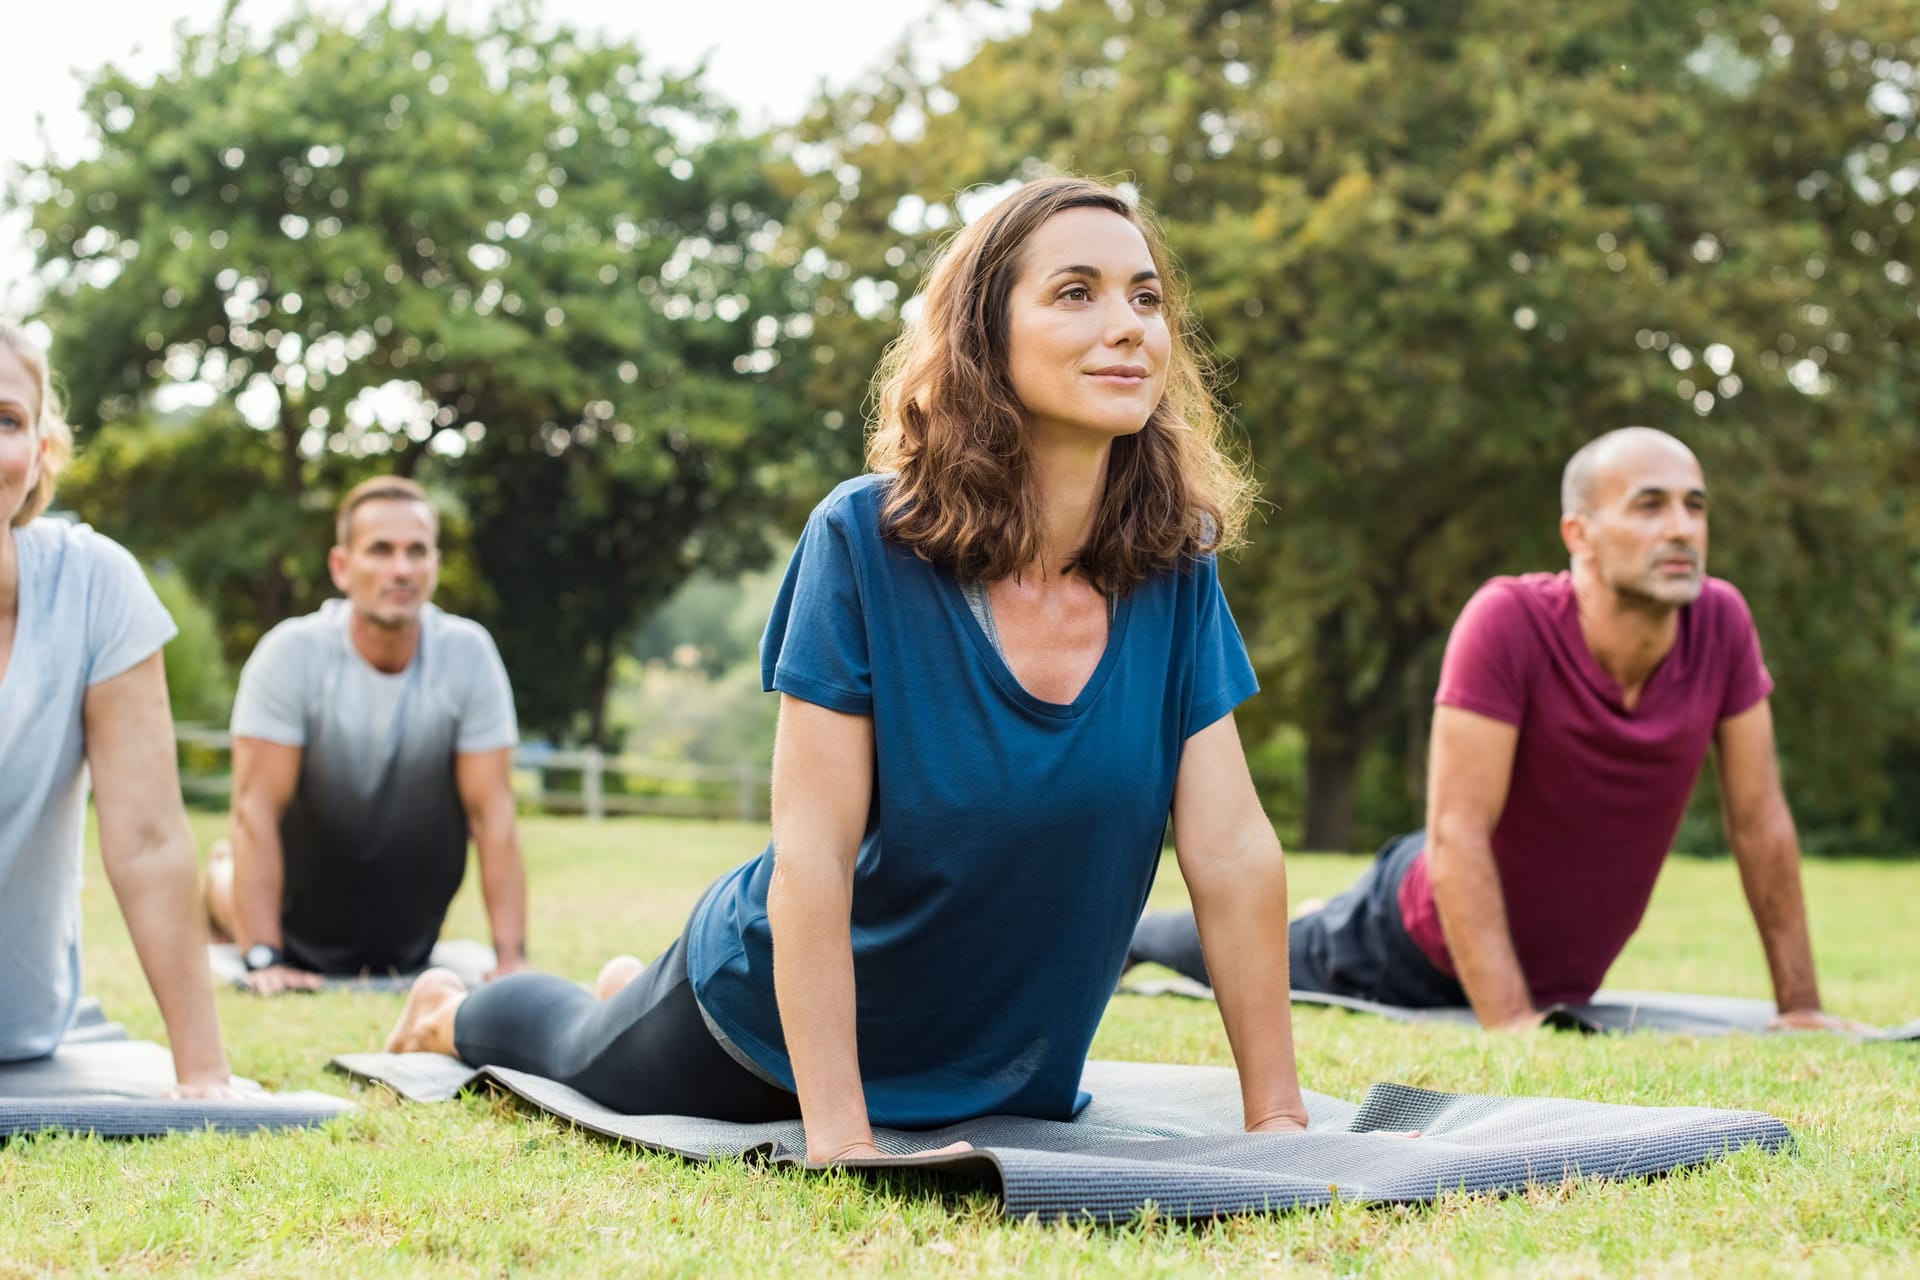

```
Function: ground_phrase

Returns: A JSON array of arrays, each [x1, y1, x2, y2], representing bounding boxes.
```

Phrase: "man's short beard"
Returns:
[[1612, 574, 1703, 611]]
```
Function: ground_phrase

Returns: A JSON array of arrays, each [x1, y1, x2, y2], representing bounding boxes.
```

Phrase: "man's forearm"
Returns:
[[1730, 816, 1822, 1013], [229, 802, 288, 950], [1427, 833, 1536, 1027], [473, 807, 528, 960]]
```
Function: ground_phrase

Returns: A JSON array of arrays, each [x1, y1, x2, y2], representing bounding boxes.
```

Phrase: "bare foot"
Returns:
[[385, 968, 468, 1055], [595, 955, 646, 1000], [1290, 897, 1327, 921]]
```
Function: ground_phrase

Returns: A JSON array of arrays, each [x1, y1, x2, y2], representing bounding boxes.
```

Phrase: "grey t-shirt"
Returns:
[[230, 599, 517, 974], [0, 521, 176, 1060]]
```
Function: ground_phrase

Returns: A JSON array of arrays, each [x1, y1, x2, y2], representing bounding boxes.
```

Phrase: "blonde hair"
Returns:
[[0, 322, 74, 527], [335, 474, 438, 546]]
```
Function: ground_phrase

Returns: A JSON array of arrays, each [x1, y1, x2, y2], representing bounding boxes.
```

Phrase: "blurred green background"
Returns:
[[9, 0, 1919, 853]]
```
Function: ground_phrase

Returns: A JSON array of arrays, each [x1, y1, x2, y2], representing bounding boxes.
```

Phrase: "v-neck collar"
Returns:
[[940, 568, 1132, 719], [1558, 583, 1688, 716]]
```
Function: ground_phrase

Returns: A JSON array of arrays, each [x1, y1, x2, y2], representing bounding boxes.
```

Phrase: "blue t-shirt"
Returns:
[[686, 475, 1257, 1128]]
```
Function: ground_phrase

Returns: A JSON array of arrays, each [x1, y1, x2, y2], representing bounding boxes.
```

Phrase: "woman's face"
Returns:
[[1003, 207, 1172, 449], [0, 347, 45, 529]]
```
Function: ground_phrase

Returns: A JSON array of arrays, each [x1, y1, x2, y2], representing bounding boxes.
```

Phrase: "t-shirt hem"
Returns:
[[228, 722, 308, 747], [1185, 676, 1259, 740], [86, 621, 179, 688], [771, 669, 872, 716], [1719, 673, 1775, 723], [1433, 690, 1522, 727]]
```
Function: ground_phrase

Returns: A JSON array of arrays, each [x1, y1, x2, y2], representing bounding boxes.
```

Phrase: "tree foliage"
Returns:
[[797, 0, 1920, 847], [21, 4, 823, 741]]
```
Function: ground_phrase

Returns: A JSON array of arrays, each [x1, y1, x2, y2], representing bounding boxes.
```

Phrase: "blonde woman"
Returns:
[[0, 321, 239, 1094]]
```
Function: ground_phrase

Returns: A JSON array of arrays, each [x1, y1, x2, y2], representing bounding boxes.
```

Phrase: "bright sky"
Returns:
[[1, 0, 1034, 316]]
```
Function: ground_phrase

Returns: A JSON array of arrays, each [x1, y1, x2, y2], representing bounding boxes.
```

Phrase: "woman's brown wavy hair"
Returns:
[[867, 176, 1255, 595]]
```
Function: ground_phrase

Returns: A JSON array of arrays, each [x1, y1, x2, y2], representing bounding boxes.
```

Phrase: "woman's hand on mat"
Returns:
[[1492, 1009, 1548, 1032], [168, 1075, 262, 1100], [807, 1139, 973, 1166], [1246, 1113, 1310, 1135], [1768, 1008, 1875, 1035], [243, 964, 324, 996]]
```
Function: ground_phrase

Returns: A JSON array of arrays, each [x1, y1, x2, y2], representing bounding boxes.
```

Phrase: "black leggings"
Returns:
[[452, 929, 800, 1122]]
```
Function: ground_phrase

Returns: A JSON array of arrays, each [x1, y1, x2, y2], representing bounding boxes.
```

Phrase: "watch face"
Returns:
[[244, 944, 279, 971]]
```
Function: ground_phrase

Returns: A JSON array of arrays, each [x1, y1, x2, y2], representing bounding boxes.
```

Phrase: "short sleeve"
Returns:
[[1434, 581, 1532, 727], [230, 623, 311, 746], [1713, 582, 1775, 721], [759, 498, 872, 715], [84, 533, 178, 687], [455, 625, 520, 754], [1183, 555, 1260, 738]]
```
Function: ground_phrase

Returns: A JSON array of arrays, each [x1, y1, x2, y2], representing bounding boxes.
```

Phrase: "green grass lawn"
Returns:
[[5, 815, 1917, 1277]]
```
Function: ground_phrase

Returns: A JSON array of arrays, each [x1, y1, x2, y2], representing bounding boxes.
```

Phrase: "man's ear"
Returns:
[[327, 544, 350, 594], [1559, 510, 1588, 561]]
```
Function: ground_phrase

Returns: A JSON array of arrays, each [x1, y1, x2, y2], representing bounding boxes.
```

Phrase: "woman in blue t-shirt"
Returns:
[[389, 177, 1308, 1159], [0, 321, 241, 1093]]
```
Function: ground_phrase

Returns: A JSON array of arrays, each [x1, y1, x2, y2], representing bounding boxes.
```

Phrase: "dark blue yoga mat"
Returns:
[[331, 1053, 1791, 1222]]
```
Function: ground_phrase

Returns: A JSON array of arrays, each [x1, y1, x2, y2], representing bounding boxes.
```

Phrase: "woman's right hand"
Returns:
[[806, 1138, 973, 1167]]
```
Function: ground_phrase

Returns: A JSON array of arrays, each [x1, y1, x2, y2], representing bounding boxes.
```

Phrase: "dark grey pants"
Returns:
[[1128, 831, 1467, 1008]]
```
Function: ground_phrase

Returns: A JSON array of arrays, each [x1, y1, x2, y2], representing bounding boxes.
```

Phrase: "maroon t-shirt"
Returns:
[[1398, 572, 1773, 1006]]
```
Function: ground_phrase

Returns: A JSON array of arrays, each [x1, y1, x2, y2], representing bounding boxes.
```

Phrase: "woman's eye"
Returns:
[[1060, 284, 1091, 302], [1134, 291, 1163, 309]]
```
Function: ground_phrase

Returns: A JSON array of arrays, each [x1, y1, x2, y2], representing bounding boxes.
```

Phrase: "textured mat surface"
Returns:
[[330, 1053, 1791, 1221], [210, 939, 496, 993], [1120, 979, 1920, 1041], [1, 1007, 356, 1139]]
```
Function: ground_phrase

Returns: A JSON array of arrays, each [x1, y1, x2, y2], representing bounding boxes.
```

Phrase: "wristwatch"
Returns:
[[242, 943, 286, 972]]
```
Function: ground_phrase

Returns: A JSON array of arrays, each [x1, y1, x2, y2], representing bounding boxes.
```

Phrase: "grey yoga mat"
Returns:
[[209, 939, 496, 993], [0, 1004, 356, 1139], [329, 1053, 1792, 1222], [1121, 977, 1920, 1041]]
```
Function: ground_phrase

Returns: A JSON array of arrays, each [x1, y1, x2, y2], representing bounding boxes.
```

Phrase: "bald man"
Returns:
[[1131, 428, 1857, 1031]]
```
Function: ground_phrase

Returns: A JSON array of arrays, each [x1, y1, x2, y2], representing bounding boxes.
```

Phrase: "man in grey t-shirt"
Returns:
[[206, 477, 530, 994]]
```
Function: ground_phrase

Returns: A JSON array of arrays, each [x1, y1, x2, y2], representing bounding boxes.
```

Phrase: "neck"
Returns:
[[1022, 430, 1113, 581], [1570, 562, 1680, 694], [349, 610, 422, 674]]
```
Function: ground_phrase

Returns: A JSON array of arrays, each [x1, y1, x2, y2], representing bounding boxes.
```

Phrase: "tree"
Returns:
[[20, 4, 823, 741], [795, 0, 1920, 847]]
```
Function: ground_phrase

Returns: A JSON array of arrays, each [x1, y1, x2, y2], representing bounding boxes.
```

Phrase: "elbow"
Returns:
[[1186, 828, 1285, 907], [102, 820, 193, 884], [1423, 819, 1489, 893]]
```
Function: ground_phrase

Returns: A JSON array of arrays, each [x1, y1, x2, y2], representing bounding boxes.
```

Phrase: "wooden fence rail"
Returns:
[[172, 724, 768, 822]]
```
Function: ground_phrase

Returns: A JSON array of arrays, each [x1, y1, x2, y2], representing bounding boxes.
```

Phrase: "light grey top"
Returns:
[[232, 598, 516, 756], [959, 577, 1114, 660], [0, 521, 176, 1061], [958, 577, 1004, 658], [229, 598, 518, 973]]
